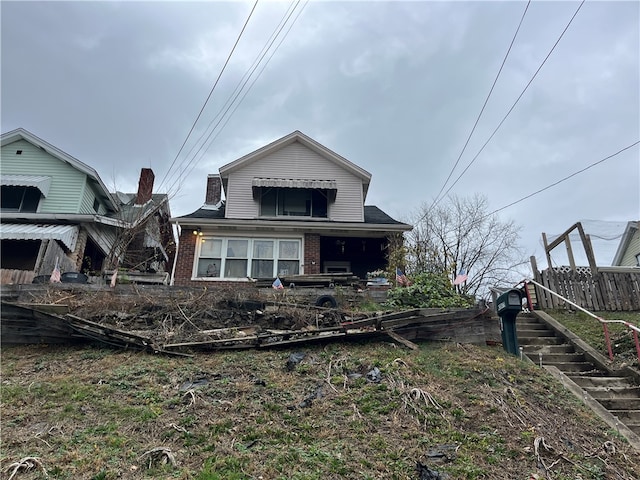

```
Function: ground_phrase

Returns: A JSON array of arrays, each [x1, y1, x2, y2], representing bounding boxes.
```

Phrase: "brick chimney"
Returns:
[[135, 168, 155, 205], [205, 174, 222, 205]]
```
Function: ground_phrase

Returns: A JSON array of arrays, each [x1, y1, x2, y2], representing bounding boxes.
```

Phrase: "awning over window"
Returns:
[[0, 224, 79, 251], [1, 174, 52, 197], [252, 178, 338, 190]]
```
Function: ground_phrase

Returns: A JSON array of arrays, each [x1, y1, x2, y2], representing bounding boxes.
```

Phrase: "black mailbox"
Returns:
[[496, 289, 522, 356]]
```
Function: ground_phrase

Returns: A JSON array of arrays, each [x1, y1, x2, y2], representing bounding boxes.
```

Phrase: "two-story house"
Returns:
[[171, 131, 412, 286], [0, 128, 175, 284]]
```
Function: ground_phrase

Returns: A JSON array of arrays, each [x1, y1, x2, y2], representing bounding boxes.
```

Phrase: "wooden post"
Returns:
[[542, 233, 552, 270], [565, 236, 576, 272], [576, 222, 598, 274]]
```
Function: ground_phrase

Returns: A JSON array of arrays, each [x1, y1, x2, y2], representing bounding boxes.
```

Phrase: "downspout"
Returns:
[[169, 222, 180, 286]]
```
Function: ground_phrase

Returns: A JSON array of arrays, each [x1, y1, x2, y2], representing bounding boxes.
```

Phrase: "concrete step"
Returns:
[[534, 352, 585, 363], [568, 376, 635, 388], [542, 361, 597, 373], [518, 329, 557, 337], [519, 336, 566, 346], [607, 410, 640, 422], [597, 398, 640, 411], [523, 344, 576, 354], [586, 386, 640, 400], [516, 322, 550, 330]]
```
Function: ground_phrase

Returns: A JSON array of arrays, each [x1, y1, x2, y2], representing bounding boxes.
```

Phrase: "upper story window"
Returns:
[[259, 188, 328, 218], [0, 186, 41, 212]]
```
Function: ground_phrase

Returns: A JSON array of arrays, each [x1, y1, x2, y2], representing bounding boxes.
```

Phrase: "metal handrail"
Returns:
[[526, 278, 640, 364]]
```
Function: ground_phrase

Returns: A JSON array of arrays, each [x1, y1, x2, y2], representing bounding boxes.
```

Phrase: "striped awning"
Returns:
[[252, 178, 337, 190], [1, 174, 52, 197], [0, 224, 79, 251]]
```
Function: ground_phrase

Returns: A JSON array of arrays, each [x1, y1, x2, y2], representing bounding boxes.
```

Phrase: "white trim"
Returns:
[[192, 234, 303, 280]]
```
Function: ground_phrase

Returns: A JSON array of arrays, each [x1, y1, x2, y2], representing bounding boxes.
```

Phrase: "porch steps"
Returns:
[[514, 313, 640, 446]]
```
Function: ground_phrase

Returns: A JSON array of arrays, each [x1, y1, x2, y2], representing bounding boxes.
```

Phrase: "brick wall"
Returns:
[[173, 229, 197, 286], [304, 233, 320, 274]]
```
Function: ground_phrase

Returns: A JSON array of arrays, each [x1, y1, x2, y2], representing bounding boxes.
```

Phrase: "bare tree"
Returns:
[[406, 194, 527, 298]]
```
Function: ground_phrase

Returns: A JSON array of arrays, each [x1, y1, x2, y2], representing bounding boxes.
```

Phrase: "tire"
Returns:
[[315, 295, 338, 308]]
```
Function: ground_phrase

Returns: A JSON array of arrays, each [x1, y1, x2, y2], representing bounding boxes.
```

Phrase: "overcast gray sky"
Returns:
[[2, 0, 638, 269]]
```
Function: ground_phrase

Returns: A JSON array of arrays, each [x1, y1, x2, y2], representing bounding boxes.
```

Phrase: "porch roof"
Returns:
[[0, 223, 79, 251]]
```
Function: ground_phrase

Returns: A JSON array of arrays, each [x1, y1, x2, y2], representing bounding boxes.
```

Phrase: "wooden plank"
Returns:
[[576, 222, 598, 274], [565, 236, 577, 272], [386, 330, 419, 350], [542, 232, 553, 270]]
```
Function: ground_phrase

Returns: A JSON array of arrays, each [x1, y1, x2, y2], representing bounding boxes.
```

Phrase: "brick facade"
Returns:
[[173, 229, 197, 286], [304, 233, 320, 274]]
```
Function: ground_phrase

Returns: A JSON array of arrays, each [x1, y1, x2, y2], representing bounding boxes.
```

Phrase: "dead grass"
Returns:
[[2, 341, 639, 480]]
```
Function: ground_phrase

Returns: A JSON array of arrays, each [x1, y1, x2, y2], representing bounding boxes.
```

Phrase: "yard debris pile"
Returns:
[[9, 285, 354, 350], [3, 285, 493, 352]]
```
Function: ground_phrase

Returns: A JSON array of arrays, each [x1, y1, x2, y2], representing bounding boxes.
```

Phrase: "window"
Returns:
[[196, 237, 301, 279], [636, 253, 640, 267], [0, 186, 40, 212], [93, 198, 100, 212], [260, 188, 328, 218]]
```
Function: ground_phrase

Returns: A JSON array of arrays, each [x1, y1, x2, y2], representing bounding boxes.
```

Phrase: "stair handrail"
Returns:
[[525, 278, 640, 365]]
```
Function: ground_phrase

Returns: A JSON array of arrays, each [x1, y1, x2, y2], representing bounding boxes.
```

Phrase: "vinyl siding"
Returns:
[[1, 139, 88, 214], [620, 229, 640, 266], [225, 142, 365, 222]]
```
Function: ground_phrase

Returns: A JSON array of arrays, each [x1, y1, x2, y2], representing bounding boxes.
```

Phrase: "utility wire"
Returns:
[[430, 0, 586, 212], [158, 0, 260, 191], [165, 0, 308, 198], [485, 140, 639, 218], [164, 0, 301, 197], [429, 0, 531, 212]]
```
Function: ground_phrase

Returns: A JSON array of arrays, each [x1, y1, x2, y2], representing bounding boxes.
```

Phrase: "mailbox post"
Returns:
[[496, 289, 523, 356]]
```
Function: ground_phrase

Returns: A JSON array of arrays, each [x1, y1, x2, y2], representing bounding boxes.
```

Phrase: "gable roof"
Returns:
[[612, 221, 639, 266], [219, 131, 372, 198], [1, 128, 118, 212]]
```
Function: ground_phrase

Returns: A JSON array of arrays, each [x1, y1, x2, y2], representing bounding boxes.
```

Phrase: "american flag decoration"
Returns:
[[272, 277, 284, 290], [110, 261, 119, 288], [453, 268, 468, 286], [50, 258, 61, 283], [396, 268, 410, 287]]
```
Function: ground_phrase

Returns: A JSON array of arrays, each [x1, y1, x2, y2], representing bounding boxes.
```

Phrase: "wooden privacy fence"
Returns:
[[533, 266, 640, 311]]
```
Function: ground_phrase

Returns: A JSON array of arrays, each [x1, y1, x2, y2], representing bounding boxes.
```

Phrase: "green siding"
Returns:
[[620, 229, 640, 266], [1, 139, 89, 214]]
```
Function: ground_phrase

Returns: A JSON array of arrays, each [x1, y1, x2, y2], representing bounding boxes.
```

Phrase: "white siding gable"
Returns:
[[224, 141, 365, 222]]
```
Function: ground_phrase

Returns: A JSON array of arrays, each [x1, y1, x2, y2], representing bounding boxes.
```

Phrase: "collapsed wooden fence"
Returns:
[[533, 266, 640, 311]]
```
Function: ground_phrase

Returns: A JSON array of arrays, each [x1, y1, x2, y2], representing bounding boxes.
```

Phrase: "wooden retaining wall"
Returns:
[[534, 266, 640, 311]]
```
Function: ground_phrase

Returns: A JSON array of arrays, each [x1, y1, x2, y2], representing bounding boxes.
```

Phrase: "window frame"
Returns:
[[0, 185, 41, 213], [259, 187, 329, 219], [193, 235, 302, 280]]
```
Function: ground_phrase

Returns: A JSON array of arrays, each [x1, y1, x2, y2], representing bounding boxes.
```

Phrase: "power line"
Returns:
[[485, 140, 639, 218], [433, 0, 586, 208], [158, 0, 260, 191], [163, 0, 301, 197], [165, 0, 308, 198], [429, 0, 531, 212]]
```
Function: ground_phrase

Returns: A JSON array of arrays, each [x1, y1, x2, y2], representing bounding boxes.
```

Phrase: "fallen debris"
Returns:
[[6, 456, 48, 480]]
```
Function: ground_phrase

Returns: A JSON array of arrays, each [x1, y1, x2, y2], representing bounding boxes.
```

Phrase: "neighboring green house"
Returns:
[[612, 221, 640, 267], [0, 128, 174, 284]]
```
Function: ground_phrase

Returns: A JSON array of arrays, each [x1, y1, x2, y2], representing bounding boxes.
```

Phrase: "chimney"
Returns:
[[135, 168, 155, 205], [205, 174, 222, 205]]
